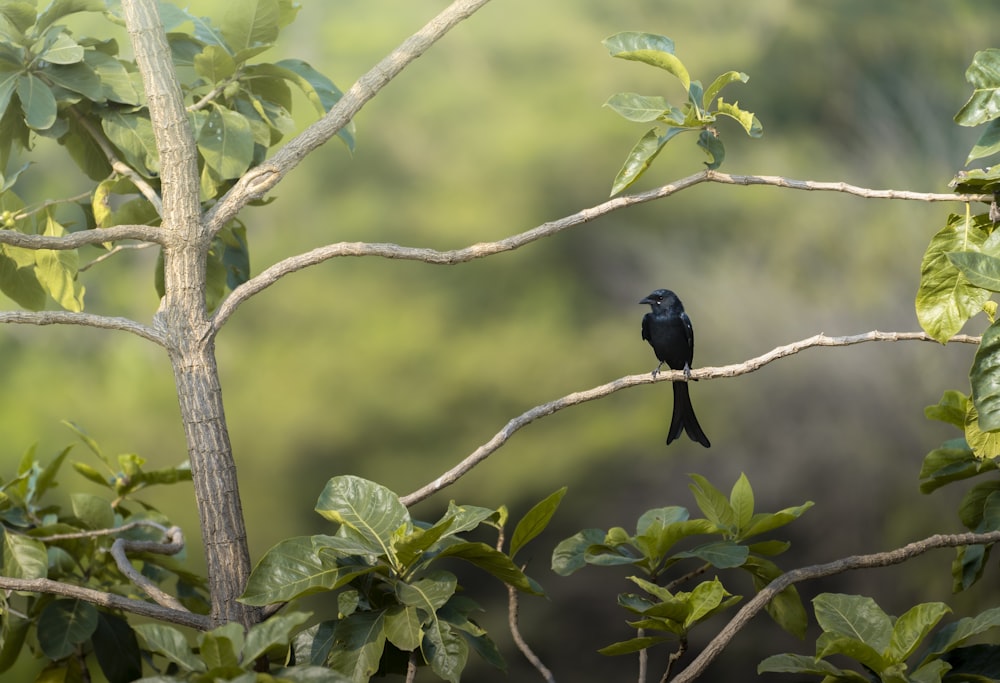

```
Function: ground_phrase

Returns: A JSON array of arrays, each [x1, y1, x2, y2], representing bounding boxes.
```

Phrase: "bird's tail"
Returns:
[[668, 382, 711, 448]]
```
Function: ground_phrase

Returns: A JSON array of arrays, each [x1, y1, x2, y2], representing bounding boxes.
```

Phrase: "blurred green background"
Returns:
[[5, 0, 1000, 679]]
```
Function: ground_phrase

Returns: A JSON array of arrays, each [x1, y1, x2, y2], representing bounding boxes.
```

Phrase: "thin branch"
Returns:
[[0, 576, 210, 630], [33, 519, 171, 542], [660, 639, 687, 683], [671, 530, 1000, 683], [111, 526, 188, 612], [0, 311, 166, 347], [79, 241, 157, 272], [209, 172, 990, 335], [0, 223, 163, 250], [204, 0, 494, 235], [399, 331, 979, 506]]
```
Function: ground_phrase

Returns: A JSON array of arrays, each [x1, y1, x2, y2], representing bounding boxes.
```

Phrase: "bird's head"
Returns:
[[639, 289, 678, 309]]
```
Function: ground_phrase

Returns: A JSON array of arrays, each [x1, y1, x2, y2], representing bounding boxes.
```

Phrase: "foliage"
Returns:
[[0, 428, 196, 682], [0, 0, 350, 312], [240, 476, 563, 682], [552, 474, 811, 660], [602, 31, 763, 195], [760, 594, 1000, 683]]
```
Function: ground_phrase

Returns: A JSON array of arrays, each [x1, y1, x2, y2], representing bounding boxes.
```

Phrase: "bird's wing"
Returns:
[[641, 312, 651, 342], [681, 311, 694, 360]]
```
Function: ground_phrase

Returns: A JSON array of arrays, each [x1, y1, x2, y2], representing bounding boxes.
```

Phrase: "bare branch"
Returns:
[[0, 576, 210, 630], [111, 526, 187, 611], [33, 519, 171, 542], [400, 331, 979, 506], [0, 224, 163, 250], [205, 0, 494, 235], [79, 241, 158, 272], [0, 311, 165, 347], [210, 171, 989, 334], [671, 530, 1000, 683]]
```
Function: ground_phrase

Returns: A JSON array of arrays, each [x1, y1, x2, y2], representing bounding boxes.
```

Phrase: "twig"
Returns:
[[32, 519, 171, 542], [399, 331, 978, 506], [209, 171, 991, 335], [0, 223, 163, 250], [670, 530, 1000, 683], [406, 650, 418, 683], [110, 526, 187, 611], [0, 310, 165, 347], [0, 576, 210, 630], [661, 639, 687, 683], [204, 0, 495, 235], [80, 241, 157, 272]]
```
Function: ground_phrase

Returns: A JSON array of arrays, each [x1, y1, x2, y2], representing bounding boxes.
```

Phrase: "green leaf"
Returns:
[[435, 542, 540, 594], [924, 607, 1000, 662], [70, 493, 114, 529], [551, 528, 606, 575], [37, 599, 99, 660], [384, 605, 422, 651], [886, 602, 951, 663], [956, 49, 1000, 127], [91, 612, 142, 683], [948, 251, 1000, 291], [36, 0, 103, 33], [743, 556, 808, 638], [673, 540, 748, 568], [702, 70, 749, 109], [38, 30, 84, 65], [968, 118, 1000, 163], [194, 44, 236, 82], [42, 62, 103, 101], [602, 32, 690, 91], [816, 633, 887, 673], [598, 636, 670, 656], [423, 621, 468, 683], [604, 92, 678, 123], [242, 612, 312, 663], [85, 50, 140, 105], [1, 529, 47, 579], [264, 59, 353, 149], [715, 98, 763, 137], [328, 610, 386, 683], [221, 0, 279, 57], [241, 535, 377, 605], [730, 473, 754, 531], [135, 623, 205, 672], [35, 213, 84, 311], [510, 486, 566, 560], [101, 110, 159, 175], [971, 319, 1000, 434], [757, 653, 855, 678], [396, 570, 458, 612], [697, 129, 725, 169], [609, 125, 686, 195], [16, 73, 56, 130], [916, 212, 994, 342], [199, 622, 243, 670], [315, 475, 409, 564], [0, 614, 30, 674], [198, 105, 254, 179], [684, 578, 738, 628], [688, 473, 736, 531], [925, 390, 971, 428], [813, 593, 892, 652], [919, 444, 990, 494]]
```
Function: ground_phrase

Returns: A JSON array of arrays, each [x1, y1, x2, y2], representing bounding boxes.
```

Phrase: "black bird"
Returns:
[[639, 289, 711, 447]]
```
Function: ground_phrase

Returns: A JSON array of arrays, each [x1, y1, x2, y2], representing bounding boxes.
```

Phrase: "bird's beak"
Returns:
[[638, 296, 653, 305]]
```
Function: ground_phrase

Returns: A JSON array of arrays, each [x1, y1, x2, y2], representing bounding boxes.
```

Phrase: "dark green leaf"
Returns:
[[42, 61, 102, 100], [920, 444, 991, 494], [92, 612, 142, 683], [315, 475, 409, 563], [673, 540, 748, 568], [0, 614, 29, 674], [916, 213, 994, 342], [134, 623, 205, 672], [968, 118, 1000, 163], [328, 611, 386, 682], [744, 556, 808, 638], [697, 129, 724, 169], [598, 636, 670, 656], [971, 319, 1000, 433], [37, 599, 99, 660], [757, 653, 855, 678], [243, 612, 311, 663], [551, 528, 606, 575], [510, 486, 566, 560], [291, 621, 336, 667], [423, 621, 468, 683], [396, 570, 457, 612], [436, 542, 540, 594], [940, 643, 1000, 679], [1, 528, 46, 579], [923, 606, 1000, 661], [609, 125, 686, 195], [813, 593, 892, 652]]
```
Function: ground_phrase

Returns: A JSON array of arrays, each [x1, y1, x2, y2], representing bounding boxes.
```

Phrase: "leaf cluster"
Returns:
[[0, 425, 200, 683], [760, 594, 1000, 683], [551, 474, 811, 659], [239, 476, 564, 683], [602, 31, 763, 195]]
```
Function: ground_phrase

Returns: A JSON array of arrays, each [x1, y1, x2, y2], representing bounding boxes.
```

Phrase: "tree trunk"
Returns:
[[123, 0, 258, 629]]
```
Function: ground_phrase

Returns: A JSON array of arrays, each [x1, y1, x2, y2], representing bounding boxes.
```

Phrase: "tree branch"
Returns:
[[0, 311, 165, 347], [204, 0, 494, 235], [209, 172, 990, 335], [399, 331, 979, 506], [111, 526, 188, 612], [0, 224, 163, 250], [671, 530, 1000, 683], [0, 576, 210, 630]]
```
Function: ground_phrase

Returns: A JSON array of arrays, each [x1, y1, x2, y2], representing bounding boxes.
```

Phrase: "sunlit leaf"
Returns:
[[602, 32, 690, 91], [971, 320, 1000, 436], [956, 49, 1000, 127], [510, 486, 566, 560]]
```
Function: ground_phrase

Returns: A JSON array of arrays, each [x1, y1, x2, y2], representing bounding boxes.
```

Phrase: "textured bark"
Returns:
[[123, 0, 258, 628]]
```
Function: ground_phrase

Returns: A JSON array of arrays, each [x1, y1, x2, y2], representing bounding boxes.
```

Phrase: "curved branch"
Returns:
[[111, 526, 187, 611], [0, 576, 210, 630], [671, 529, 1000, 683], [205, 0, 494, 234], [210, 171, 990, 334], [0, 311, 165, 347], [0, 224, 163, 250], [399, 331, 979, 506]]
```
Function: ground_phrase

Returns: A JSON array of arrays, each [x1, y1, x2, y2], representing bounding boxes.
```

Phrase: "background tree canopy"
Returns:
[[2, 1, 999, 679]]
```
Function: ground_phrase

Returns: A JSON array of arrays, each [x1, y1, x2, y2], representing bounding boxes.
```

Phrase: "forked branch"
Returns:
[[399, 331, 979, 506]]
